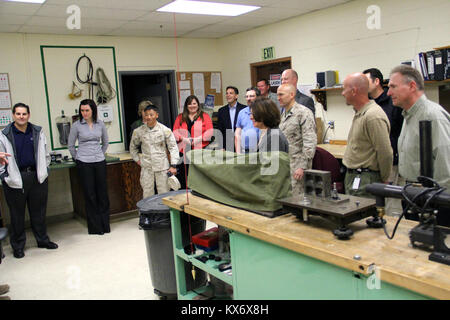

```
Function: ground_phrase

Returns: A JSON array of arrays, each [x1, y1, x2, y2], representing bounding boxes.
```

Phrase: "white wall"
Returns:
[[217, 0, 449, 139], [0, 33, 222, 221], [0, 33, 222, 154]]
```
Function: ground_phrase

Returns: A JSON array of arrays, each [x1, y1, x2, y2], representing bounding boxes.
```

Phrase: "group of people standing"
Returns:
[[0, 99, 111, 260], [216, 69, 317, 195], [342, 66, 449, 226], [0, 64, 449, 264]]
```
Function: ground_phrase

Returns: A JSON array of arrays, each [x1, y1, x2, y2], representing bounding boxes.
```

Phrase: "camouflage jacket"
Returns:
[[130, 122, 179, 171], [279, 102, 317, 171]]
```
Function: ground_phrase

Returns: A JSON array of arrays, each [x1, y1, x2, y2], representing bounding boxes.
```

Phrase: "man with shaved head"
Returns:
[[278, 83, 317, 196], [342, 73, 392, 198], [281, 69, 315, 116]]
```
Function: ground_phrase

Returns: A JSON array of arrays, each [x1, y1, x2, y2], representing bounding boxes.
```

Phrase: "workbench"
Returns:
[[163, 193, 450, 300], [0, 153, 143, 228], [317, 143, 346, 159], [65, 154, 142, 220]]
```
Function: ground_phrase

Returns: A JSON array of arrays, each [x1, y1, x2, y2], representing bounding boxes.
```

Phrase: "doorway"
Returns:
[[119, 71, 178, 150], [250, 57, 291, 93]]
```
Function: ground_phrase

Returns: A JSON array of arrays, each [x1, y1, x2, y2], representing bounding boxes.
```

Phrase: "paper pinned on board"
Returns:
[[179, 80, 190, 90], [192, 73, 205, 103], [210, 72, 221, 93], [0, 92, 12, 109], [0, 109, 12, 126], [179, 89, 191, 110], [0, 74, 9, 91]]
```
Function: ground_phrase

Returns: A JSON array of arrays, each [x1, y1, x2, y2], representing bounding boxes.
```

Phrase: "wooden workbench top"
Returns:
[[163, 193, 450, 300], [317, 143, 346, 159]]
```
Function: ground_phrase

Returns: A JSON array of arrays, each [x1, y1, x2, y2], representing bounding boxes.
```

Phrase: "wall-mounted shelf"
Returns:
[[310, 87, 343, 111], [311, 79, 449, 110], [424, 79, 450, 85]]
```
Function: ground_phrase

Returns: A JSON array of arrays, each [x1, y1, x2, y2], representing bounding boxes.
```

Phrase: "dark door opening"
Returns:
[[119, 70, 178, 150], [250, 57, 292, 93]]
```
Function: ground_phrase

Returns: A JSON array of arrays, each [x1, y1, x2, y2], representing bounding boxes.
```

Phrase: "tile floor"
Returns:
[[0, 216, 158, 300]]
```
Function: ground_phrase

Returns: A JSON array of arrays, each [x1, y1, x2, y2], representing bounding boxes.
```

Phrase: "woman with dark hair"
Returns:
[[68, 99, 110, 235], [250, 97, 289, 153], [173, 95, 213, 189]]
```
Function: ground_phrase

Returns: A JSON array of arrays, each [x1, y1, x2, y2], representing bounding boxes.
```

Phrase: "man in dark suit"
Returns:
[[364, 67, 404, 216], [281, 69, 315, 116], [217, 86, 246, 151], [363, 68, 403, 167]]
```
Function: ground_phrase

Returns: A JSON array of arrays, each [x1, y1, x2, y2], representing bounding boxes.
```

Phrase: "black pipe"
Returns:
[[419, 120, 433, 187], [365, 183, 450, 208]]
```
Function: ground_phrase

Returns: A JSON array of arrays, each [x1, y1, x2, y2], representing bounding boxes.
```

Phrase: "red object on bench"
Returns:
[[192, 227, 219, 249]]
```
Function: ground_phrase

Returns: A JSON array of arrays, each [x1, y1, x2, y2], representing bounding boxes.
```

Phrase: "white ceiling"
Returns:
[[0, 0, 351, 38]]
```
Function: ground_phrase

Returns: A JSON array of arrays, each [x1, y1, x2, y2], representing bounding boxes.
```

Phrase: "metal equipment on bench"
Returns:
[[279, 169, 383, 240]]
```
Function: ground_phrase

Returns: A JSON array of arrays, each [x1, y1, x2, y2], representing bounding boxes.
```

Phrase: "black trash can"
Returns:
[[138, 190, 207, 299]]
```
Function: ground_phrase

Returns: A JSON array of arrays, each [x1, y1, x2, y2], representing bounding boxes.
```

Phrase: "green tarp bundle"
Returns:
[[187, 150, 292, 212]]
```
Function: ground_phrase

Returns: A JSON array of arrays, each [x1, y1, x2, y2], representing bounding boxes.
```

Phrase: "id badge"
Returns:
[[352, 176, 361, 190]]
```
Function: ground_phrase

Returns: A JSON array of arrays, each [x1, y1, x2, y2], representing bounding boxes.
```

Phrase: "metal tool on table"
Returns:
[[279, 169, 382, 240]]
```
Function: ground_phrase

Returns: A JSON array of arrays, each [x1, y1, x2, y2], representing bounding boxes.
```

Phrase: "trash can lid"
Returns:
[[137, 190, 190, 214]]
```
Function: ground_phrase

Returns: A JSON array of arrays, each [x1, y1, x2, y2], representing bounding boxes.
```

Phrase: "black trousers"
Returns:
[[3, 172, 50, 251], [76, 160, 110, 234], [176, 152, 189, 190]]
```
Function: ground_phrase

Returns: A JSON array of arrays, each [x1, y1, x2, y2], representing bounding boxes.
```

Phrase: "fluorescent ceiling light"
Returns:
[[157, 0, 260, 17], [4, 0, 47, 3]]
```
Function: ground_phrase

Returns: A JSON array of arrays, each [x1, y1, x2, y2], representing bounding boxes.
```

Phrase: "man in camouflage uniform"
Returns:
[[278, 84, 317, 196], [130, 105, 179, 199]]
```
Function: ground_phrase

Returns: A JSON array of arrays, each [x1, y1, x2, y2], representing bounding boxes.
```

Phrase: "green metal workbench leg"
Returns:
[[170, 208, 187, 298]]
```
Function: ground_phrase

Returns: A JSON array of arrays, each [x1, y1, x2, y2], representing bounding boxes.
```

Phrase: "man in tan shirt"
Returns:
[[342, 73, 392, 198]]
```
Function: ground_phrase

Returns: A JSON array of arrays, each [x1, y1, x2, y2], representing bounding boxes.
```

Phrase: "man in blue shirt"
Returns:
[[235, 87, 261, 153], [0, 103, 57, 259]]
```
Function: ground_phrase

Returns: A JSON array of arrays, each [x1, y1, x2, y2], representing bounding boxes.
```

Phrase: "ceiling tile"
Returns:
[[0, 24, 21, 33], [0, 14, 31, 25], [0, 1, 41, 15], [81, 19, 128, 29], [199, 0, 273, 6], [17, 25, 73, 35], [105, 28, 180, 38], [34, 4, 70, 18], [181, 30, 231, 39], [119, 21, 204, 33], [25, 16, 66, 27], [0, 0, 353, 39], [76, 6, 146, 20], [44, 0, 172, 11], [194, 23, 252, 34], [137, 11, 228, 25]]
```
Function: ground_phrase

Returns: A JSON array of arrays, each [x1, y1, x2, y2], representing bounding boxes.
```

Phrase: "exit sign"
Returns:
[[262, 46, 275, 60]]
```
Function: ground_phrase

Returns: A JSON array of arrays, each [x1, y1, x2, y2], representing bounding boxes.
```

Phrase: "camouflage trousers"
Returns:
[[291, 177, 304, 197], [140, 167, 169, 199]]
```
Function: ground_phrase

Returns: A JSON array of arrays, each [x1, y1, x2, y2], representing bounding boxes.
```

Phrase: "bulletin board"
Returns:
[[176, 71, 223, 111], [41, 46, 122, 151], [0, 73, 13, 128]]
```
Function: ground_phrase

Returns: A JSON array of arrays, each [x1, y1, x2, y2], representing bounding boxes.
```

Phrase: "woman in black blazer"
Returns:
[[249, 97, 289, 153]]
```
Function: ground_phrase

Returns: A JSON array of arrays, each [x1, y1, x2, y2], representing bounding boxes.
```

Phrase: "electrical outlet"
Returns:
[[328, 120, 335, 130]]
